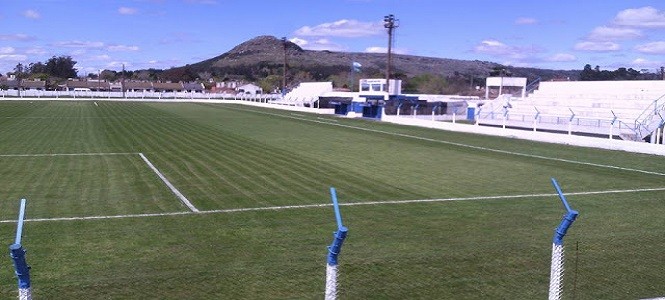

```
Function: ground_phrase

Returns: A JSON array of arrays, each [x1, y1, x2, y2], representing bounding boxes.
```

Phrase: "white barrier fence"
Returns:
[[0, 89, 282, 101]]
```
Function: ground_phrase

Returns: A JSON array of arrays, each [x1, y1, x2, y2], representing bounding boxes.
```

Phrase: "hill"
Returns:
[[187, 35, 578, 78], [165, 35, 580, 93]]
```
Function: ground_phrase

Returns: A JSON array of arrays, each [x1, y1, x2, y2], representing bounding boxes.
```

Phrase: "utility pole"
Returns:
[[282, 37, 288, 96], [383, 14, 398, 94], [122, 64, 126, 98]]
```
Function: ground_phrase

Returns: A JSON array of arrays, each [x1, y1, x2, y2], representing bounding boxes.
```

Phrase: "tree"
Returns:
[[580, 64, 596, 81], [258, 75, 281, 93], [407, 73, 449, 94], [489, 66, 512, 77], [44, 56, 77, 79]]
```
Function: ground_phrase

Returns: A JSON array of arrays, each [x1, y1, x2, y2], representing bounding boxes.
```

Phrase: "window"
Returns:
[[371, 84, 382, 91]]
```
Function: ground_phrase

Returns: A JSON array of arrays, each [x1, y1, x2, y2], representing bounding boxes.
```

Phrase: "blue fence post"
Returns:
[[325, 187, 349, 300], [548, 179, 579, 300], [9, 198, 32, 300]]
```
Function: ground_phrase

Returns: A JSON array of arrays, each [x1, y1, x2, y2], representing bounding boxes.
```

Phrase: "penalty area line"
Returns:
[[139, 152, 199, 212], [0, 152, 140, 157], [2, 186, 663, 223]]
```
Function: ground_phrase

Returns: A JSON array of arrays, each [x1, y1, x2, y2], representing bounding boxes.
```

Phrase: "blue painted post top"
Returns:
[[553, 210, 579, 245], [9, 244, 31, 289], [326, 227, 348, 266]]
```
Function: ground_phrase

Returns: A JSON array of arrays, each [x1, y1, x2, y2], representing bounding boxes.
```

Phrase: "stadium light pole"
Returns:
[[384, 14, 398, 94]]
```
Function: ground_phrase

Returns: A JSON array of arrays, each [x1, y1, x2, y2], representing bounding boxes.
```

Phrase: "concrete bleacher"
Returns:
[[272, 82, 333, 106], [477, 80, 665, 140]]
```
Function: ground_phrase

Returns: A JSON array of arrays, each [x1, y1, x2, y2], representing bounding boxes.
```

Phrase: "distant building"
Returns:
[[124, 81, 153, 92], [183, 82, 204, 93], [65, 80, 110, 91], [236, 83, 262, 95], [153, 82, 184, 93]]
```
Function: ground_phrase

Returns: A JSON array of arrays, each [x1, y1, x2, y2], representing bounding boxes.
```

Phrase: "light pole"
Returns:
[[383, 14, 398, 93], [282, 37, 288, 96]]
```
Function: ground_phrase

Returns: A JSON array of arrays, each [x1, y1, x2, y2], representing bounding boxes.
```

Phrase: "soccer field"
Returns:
[[0, 100, 663, 299]]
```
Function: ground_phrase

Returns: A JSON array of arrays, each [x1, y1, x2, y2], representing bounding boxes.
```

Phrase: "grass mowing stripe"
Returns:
[[139, 153, 199, 212], [4, 185, 662, 223], [227, 105, 665, 177]]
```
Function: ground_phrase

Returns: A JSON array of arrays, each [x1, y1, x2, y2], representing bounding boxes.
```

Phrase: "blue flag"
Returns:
[[352, 62, 361, 72]]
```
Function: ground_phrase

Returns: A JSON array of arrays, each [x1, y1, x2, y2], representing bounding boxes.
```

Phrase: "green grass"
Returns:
[[0, 100, 663, 299]]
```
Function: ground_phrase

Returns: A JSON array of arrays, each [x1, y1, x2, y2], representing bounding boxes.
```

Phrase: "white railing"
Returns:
[[0, 90, 282, 101]]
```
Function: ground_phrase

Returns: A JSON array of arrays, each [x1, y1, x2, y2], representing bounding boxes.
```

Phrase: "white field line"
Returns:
[[94, 101, 98, 106], [2, 186, 663, 223], [227, 106, 665, 177], [0, 152, 139, 157], [139, 153, 199, 212]]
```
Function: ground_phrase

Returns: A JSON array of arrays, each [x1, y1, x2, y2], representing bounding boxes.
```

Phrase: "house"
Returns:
[[0, 79, 45, 90], [65, 80, 110, 91], [236, 83, 262, 95], [22, 80, 46, 90], [109, 82, 123, 92], [0, 79, 19, 90], [153, 82, 184, 93], [183, 82, 204, 93], [124, 81, 153, 92]]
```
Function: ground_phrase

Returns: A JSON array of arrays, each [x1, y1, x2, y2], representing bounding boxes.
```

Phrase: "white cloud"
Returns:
[[634, 41, 665, 54], [23, 10, 41, 19], [631, 58, 664, 68], [70, 49, 87, 56], [107, 45, 140, 51], [0, 34, 35, 41], [92, 54, 112, 61], [364, 46, 408, 55], [546, 53, 577, 62], [0, 54, 27, 62], [474, 40, 514, 56], [55, 41, 105, 48], [573, 41, 620, 51], [25, 47, 47, 55], [587, 26, 643, 41], [0, 47, 15, 55], [294, 19, 383, 37], [289, 37, 308, 47], [472, 40, 540, 59], [613, 6, 665, 28], [290, 37, 347, 51], [184, 0, 218, 4], [118, 7, 138, 15], [515, 17, 537, 25]]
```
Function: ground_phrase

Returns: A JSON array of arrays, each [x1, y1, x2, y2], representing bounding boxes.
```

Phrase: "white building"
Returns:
[[236, 83, 263, 95]]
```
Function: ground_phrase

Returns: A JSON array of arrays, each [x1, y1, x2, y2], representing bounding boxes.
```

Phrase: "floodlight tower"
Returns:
[[384, 14, 398, 93]]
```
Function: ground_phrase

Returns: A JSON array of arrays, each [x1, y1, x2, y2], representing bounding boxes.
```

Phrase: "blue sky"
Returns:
[[1, 0, 664, 76]]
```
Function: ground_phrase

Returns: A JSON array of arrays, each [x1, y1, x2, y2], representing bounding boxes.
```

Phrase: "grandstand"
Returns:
[[476, 80, 665, 142]]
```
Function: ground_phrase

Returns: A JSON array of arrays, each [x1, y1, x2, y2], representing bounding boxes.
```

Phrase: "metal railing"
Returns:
[[632, 94, 665, 141]]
